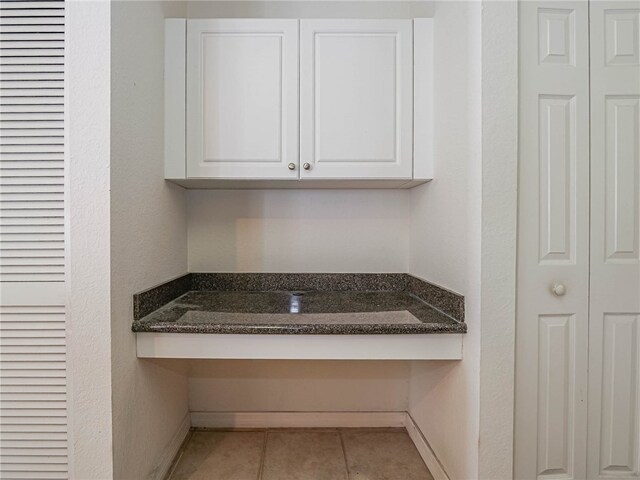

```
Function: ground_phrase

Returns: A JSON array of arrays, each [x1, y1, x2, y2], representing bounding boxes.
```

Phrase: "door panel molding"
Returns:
[[604, 95, 640, 263], [538, 95, 578, 265], [598, 314, 640, 475], [537, 314, 578, 477]]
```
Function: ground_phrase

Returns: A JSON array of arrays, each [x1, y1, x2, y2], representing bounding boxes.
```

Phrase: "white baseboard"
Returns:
[[403, 412, 450, 480], [151, 411, 191, 480], [190, 411, 407, 429]]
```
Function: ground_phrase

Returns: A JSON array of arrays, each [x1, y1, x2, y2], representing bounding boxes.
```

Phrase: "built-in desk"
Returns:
[[132, 273, 465, 360]]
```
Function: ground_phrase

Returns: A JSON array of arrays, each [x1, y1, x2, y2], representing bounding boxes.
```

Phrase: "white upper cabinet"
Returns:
[[186, 19, 299, 179], [165, 18, 433, 188], [300, 20, 413, 180]]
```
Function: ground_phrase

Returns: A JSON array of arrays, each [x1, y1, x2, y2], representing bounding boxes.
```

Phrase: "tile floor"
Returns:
[[166, 428, 435, 480]]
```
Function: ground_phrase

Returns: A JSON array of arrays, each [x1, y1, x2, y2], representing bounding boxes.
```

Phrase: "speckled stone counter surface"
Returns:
[[132, 273, 466, 335]]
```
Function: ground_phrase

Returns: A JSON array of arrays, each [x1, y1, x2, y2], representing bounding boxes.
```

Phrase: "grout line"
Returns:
[[338, 430, 351, 480], [257, 429, 268, 480]]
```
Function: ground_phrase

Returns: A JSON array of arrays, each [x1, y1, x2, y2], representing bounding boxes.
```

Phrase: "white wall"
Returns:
[[186, 1, 433, 19], [110, 2, 190, 478], [189, 360, 410, 412], [188, 190, 410, 273], [187, 191, 411, 413], [408, 2, 482, 479], [408, 3, 518, 479], [478, 3, 517, 478], [66, 2, 114, 477]]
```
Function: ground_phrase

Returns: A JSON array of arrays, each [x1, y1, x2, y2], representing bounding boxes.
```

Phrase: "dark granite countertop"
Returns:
[[131, 274, 466, 335]]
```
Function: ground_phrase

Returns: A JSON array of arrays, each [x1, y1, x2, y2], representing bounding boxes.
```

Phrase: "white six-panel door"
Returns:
[[517, 1, 640, 478], [299, 19, 413, 179], [186, 19, 299, 179], [588, 3, 640, 478], [516, 2, 591, 478]]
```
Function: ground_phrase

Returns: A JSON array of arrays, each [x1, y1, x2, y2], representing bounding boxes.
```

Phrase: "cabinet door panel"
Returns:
[[187, 19, 299, 179], [300, 20, 413, 179]]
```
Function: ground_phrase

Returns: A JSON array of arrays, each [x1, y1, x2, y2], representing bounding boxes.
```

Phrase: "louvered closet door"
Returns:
[[0, 1, 68, 479]]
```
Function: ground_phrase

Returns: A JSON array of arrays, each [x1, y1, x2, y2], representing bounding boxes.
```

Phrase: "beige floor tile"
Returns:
[[169, 431, 264, 480], [342, 430, 434, 480], [262, 431, 348, 480]]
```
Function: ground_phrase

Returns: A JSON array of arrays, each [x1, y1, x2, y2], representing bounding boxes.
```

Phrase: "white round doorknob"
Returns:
[[303, 163, 311, 170], [288, 163, 296, 170], [551, 283, 566, 297]]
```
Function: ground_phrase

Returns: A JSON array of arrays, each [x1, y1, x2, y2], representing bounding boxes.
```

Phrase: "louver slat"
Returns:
[[0, 307, 67, 477], [0, 5, 64, 280]]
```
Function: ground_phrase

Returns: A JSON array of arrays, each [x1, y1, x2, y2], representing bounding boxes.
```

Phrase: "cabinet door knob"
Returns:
[[288, 163, 296, 170], [551, 283, 566, 297], [303, 163, 311, 170]]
